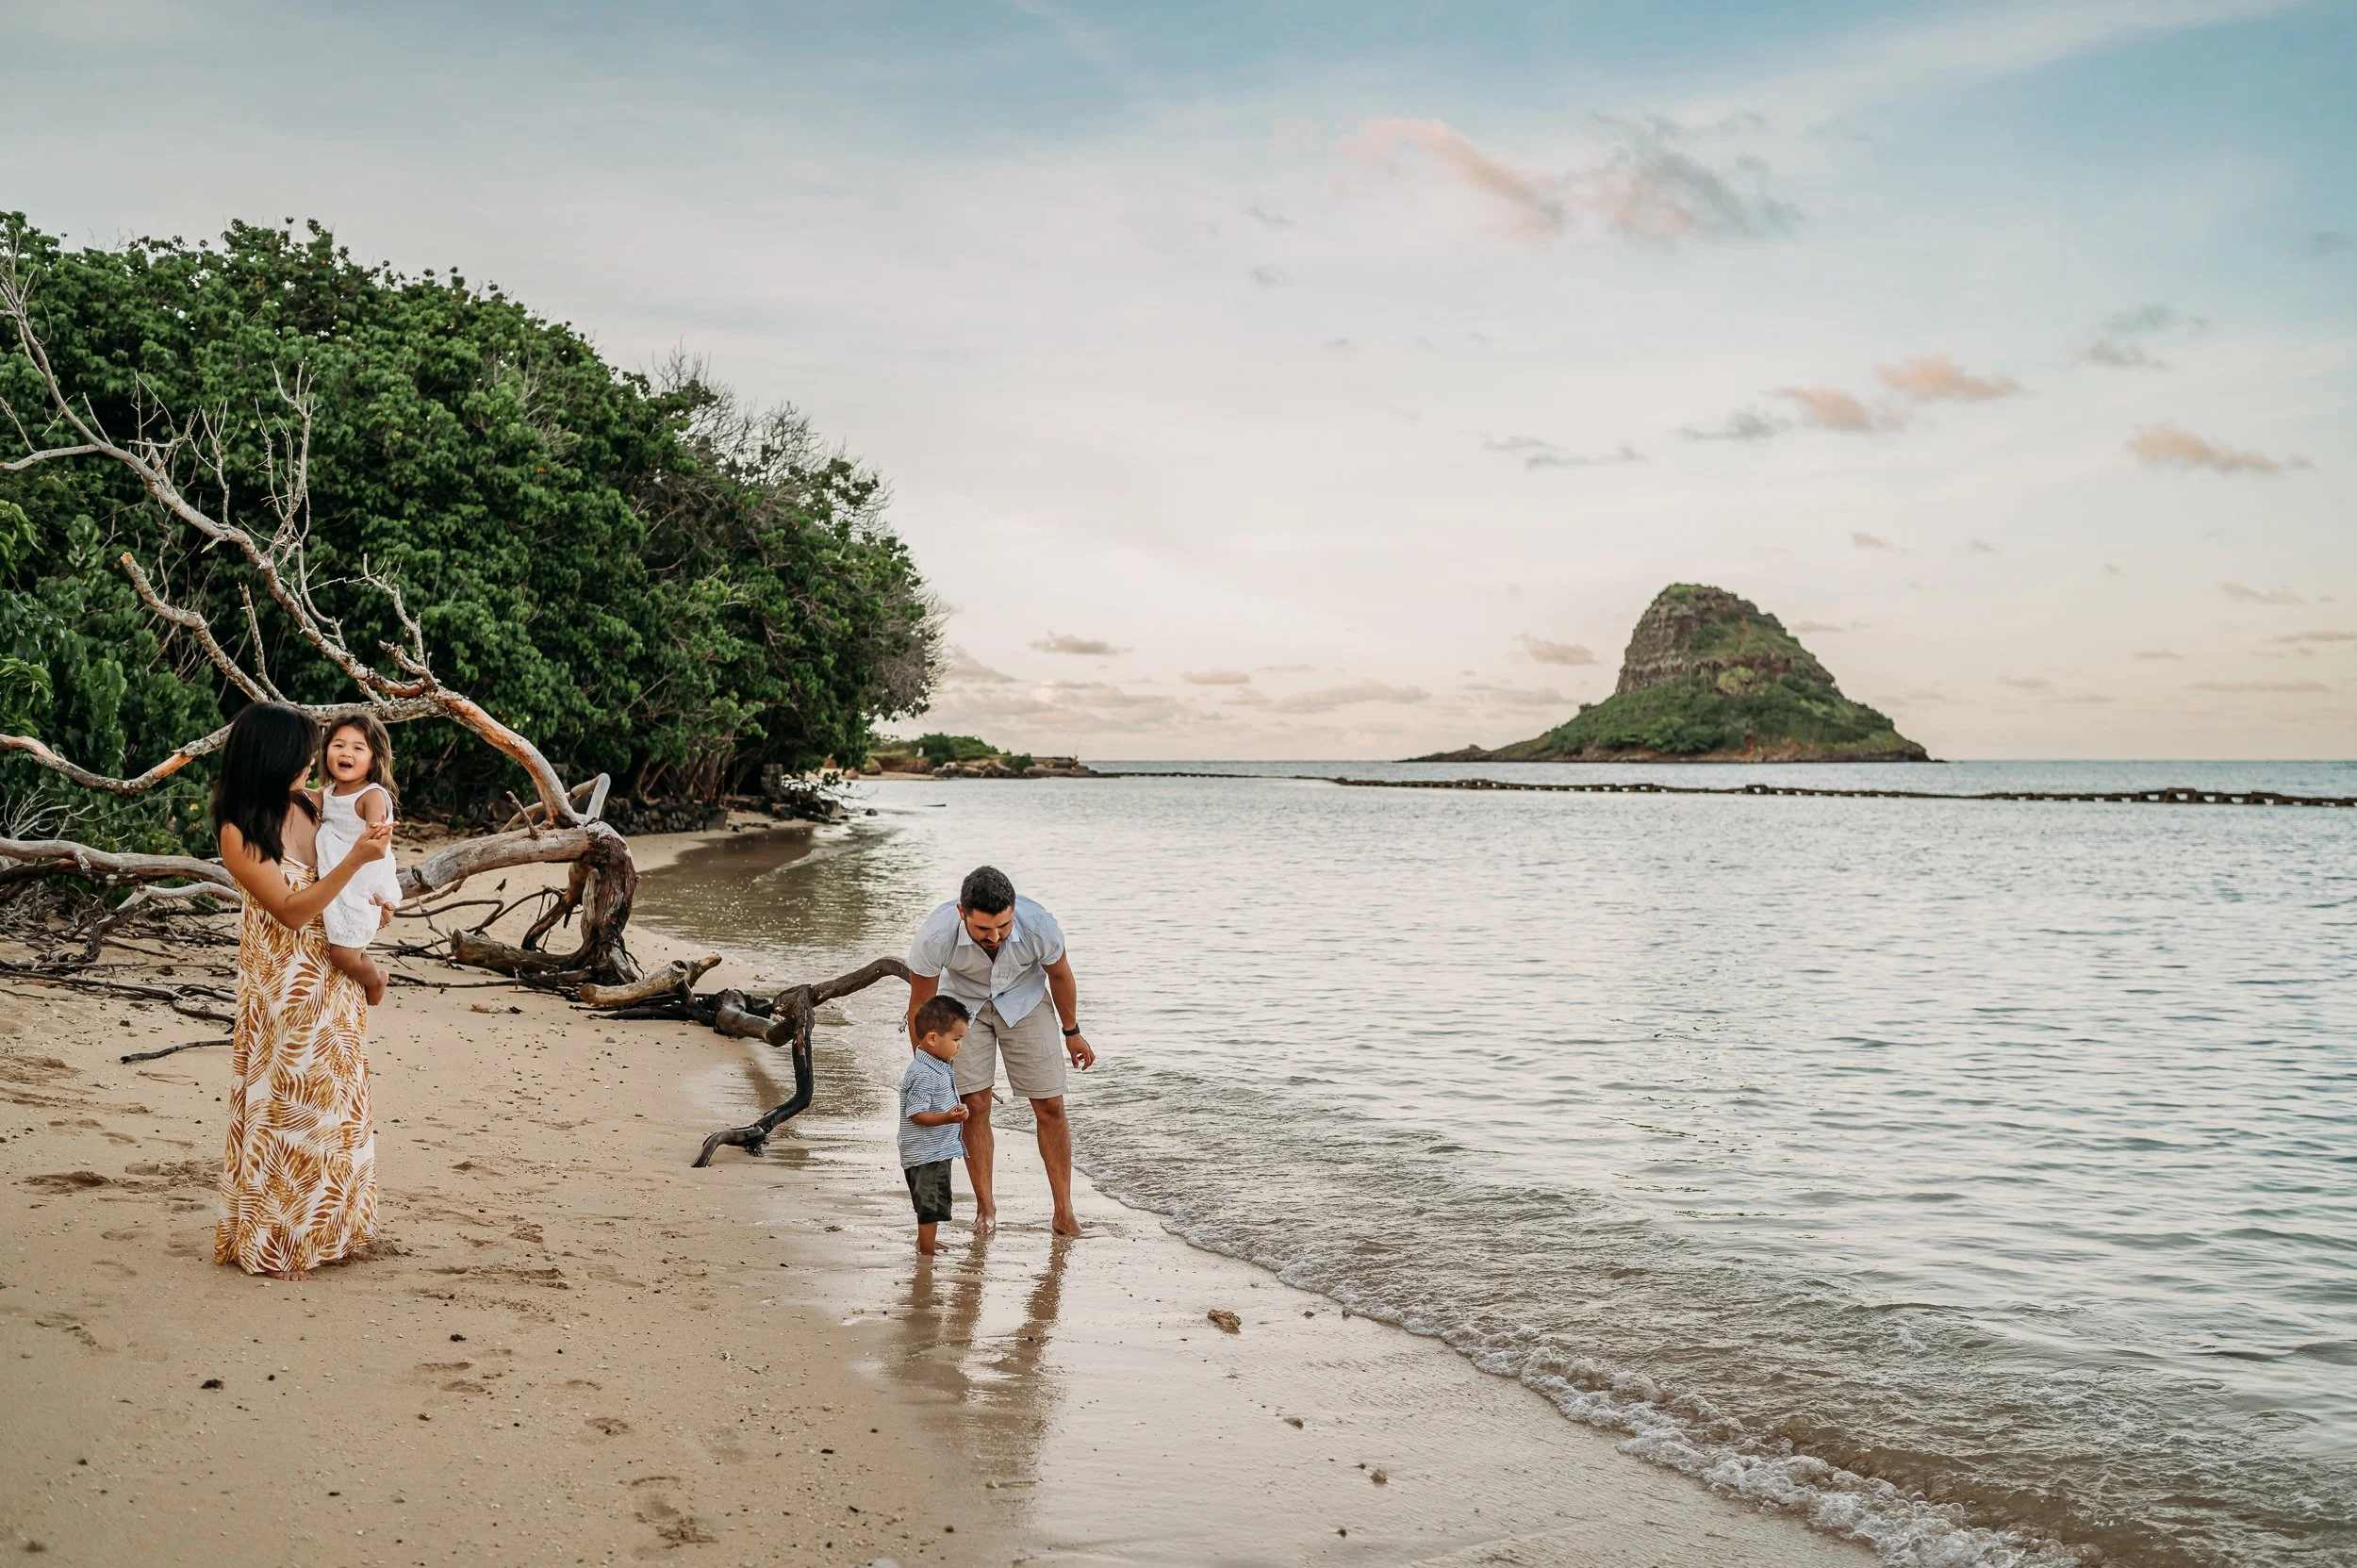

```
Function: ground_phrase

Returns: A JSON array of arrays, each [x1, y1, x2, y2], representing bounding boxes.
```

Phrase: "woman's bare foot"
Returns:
[[264, 1265, 311, 1282], [1051, 1211, 1083, 1238]]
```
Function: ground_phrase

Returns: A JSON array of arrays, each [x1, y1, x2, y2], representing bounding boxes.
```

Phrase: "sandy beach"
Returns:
[[1, 822, 1871, 1566]]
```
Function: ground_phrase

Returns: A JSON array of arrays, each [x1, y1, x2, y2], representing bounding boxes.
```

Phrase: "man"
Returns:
[[904, 866, 1095, 1237]]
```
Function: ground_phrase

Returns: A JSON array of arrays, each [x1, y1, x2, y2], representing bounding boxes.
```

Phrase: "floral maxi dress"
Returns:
[[214, 860, 377, 1274]]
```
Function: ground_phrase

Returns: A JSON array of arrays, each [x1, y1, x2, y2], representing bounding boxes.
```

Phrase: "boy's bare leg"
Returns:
[[961, 1089, 997, 1233], [1032, 1097, 1080, 1238], [916, 1220, 939, 1255], [327, 944, 386, 1007]]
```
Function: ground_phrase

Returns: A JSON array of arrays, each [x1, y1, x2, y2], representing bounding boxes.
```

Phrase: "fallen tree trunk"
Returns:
[[578, 954, 719, 1010], [0, 837, 235, 894], [605, 956, 912, 1167]]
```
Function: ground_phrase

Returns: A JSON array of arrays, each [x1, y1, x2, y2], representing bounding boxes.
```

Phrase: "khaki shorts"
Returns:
[[952, 1001, 1067, 1101]]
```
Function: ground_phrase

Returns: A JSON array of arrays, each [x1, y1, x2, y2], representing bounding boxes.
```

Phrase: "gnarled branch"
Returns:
[[687, 957, 912, 1166]]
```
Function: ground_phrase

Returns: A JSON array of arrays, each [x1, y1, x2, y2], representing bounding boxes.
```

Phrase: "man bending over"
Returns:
[[904, 866, 1096, 1237]]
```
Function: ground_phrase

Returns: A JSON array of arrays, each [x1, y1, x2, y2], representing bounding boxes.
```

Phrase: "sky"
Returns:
[[5, 0, 2353, 759]]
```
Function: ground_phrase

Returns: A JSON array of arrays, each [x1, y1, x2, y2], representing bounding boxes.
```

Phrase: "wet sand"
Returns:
[[651, 827, 1879, 1567], [1, 821, 1873, 1565]]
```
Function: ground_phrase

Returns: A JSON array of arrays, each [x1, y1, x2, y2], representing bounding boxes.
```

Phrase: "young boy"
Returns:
[[901, 995, 972, 1254]]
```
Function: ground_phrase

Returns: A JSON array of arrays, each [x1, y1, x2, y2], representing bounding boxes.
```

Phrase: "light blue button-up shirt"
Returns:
[[905, 895, 1065, 1026], [898, 1049, 964, 1167]]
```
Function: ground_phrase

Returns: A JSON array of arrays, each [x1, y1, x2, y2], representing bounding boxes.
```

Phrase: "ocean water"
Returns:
[[636, 762, 2357, 1568]]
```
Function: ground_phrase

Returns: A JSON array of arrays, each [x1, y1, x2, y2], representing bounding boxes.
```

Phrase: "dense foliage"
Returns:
[[0, 216, 938, 847], [1499, 676, 1923, 759]]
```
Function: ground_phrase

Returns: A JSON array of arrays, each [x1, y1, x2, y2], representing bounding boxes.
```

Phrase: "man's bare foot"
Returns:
[[1051, 1212, 1082, 1238], [972, 1209, 997, 1236]]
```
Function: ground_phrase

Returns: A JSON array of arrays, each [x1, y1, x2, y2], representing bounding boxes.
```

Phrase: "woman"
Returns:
[[209, 702, 396, 1280]]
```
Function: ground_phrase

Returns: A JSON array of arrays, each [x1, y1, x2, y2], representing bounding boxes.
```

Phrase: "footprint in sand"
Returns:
[[586, 1416, 632, 1437]]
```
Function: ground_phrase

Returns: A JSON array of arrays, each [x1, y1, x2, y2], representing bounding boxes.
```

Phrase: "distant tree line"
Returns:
[[0, 216, 939, 850]]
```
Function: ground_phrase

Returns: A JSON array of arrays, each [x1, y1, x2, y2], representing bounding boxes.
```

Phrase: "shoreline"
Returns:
[[4, 819, 1871, 1565]]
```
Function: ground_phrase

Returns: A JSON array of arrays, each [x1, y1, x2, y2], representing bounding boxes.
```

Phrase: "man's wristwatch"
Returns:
[[1062, 1024, 1082, 1036]]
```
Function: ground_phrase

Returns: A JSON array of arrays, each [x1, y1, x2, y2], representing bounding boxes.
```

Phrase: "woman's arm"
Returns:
[[219, 820, 395, 932]]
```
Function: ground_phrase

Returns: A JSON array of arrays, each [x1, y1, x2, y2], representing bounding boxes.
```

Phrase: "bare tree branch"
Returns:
[[0, 836, 236, 892], [119, 553, 274, 704]]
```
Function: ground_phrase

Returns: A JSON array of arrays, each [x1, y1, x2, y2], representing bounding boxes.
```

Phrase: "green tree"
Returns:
[[0, 215, 939, 844]]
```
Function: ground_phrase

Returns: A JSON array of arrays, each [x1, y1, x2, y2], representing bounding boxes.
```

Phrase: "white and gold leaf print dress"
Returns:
[[214, 859, 377, 1275]]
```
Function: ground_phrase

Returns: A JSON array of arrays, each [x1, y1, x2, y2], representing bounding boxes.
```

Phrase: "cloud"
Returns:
[[2187, 680, 2329, 693], [2304, 231, 2349, 257], [1516, 635, 1597, 667], [2222, 583, 2303, 605], [1876, 354, 2023, 402], [2126, 424, 2311, 475], [1224, 687, 1269, 706], [944, 647, 1016, 684], [2133, 649, 2182, 660], [1246, 204, 1296, 227], [1271, 680, 1431, 714], [1531, 443, 1643, 470], [1788, 619, 1864, 634], [1487, 436, 1643, 470], [1343, 116, 1793, 246], [1998, 675, 2052, 690], [1182, 668, 1252, 685], [1851, 531, 1892, 551], [1250, 264, 1291, 287], [1960, 538, 1999, 554], [1777, 385, 1890, 433], [2082, 338, 2167, 371], [1461, 682, 1570, 708], [2047, 692, 2116, 704], [1344, 118, 1565, 239], [2102, 304, 2179, 335], [1322, 337, 1355, 352], [1030, 633, 1128, 656], [1679, 408, 1788, 442], [2270, 631, 2357, 645]]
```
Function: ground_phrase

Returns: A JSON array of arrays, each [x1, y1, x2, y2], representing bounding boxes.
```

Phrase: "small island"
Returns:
[[866, 733, 1094, 778], [1421, 584, 1930, 763]]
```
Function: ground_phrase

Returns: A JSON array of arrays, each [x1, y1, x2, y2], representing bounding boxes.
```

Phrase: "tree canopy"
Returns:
[[0, 215, 938, 848]]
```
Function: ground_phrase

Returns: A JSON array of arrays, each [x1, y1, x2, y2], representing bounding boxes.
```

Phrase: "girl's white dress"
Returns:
[[316, 783, 402, 949]]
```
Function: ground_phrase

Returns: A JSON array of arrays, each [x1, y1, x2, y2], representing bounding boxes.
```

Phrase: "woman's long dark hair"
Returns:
[[209, 703, 321, 864]]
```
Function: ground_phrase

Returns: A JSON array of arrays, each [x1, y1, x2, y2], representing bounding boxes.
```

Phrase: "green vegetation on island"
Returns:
[[0, 215, 940, 850], [868, 734, 1093, 778], [1423, 584, 1929, 763]]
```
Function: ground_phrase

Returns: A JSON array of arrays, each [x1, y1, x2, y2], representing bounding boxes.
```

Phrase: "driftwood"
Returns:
[[121, 1036, 230, 1064], [596, 956, 910, 1167], [0, 237, 642, 983], [578, 954, 720, 1010]]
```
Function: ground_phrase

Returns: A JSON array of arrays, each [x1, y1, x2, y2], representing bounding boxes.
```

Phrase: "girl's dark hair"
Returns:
[[210, 703, 321, 864], [321, 713, 399, 814]]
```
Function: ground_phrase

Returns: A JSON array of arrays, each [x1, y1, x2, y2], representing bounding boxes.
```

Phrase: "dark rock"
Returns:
[[1420, 584, 1929, 764]]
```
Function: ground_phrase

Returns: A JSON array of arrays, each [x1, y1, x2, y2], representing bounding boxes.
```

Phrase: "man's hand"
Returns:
[[1066, 1031, 1096, 1070]]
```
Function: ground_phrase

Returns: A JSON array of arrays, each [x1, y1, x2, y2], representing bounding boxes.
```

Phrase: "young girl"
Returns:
[[211, 701, 393, 1279], [316, 715, 404, 1006]]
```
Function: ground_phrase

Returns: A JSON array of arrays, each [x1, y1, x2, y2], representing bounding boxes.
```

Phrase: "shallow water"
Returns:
[[636, 762, 2357, 1568]]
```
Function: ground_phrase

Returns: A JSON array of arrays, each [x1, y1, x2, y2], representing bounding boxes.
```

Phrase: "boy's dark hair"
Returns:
[[913, 994, 970, 1040], [959, 865, 1016, 915], [210, 702, 321, 864]]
